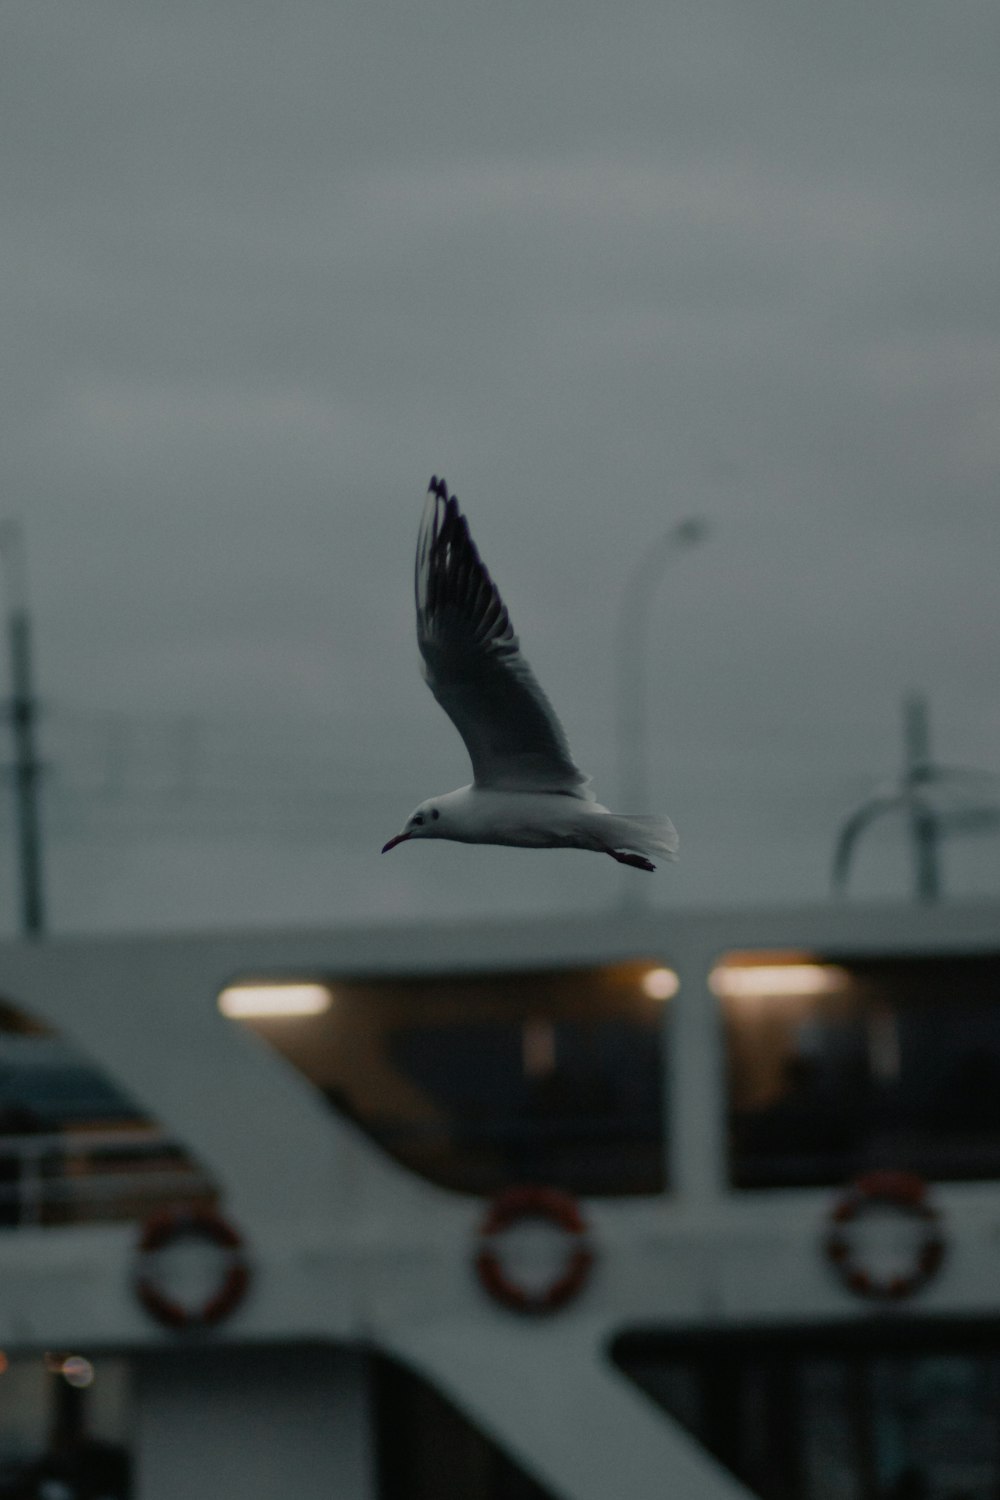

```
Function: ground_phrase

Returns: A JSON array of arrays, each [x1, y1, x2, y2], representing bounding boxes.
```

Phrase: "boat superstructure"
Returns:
[[1, 898, 999, 1499]]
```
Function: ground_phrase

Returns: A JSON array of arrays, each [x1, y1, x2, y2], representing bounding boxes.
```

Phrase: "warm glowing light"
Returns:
[[0, 1352, 8, 1375], [522, 1018, 556, 1078], [61, 1356, 95, 1388], [218, 983, 332, 1018], [44, 1353, 95, 1387], [641, 967, 679, 1000], [709, 963, 848, 999]]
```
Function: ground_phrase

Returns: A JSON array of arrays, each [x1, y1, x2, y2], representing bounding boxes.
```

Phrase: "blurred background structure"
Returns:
[[0, 524, 46, 937], [832, 694, 1000, 903], [2, 903, 1000, 1499]]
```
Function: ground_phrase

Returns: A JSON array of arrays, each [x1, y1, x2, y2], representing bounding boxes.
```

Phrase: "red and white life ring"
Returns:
[[825, 1171, 945, 1300], [135, 1206, 251, 1329], [474, 1185, 594, 1315]]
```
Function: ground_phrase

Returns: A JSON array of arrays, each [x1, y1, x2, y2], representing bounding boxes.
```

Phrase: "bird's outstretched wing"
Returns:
[[415, 476, 593, 798]]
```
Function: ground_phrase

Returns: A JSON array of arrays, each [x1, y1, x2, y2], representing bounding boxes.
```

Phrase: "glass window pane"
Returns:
[[222, 962, 671, 1195], [614, 1327, 1000, 1500], [719, 951, 1000, 1188]]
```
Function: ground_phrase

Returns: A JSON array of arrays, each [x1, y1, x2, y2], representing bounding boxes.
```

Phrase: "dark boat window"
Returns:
[[220, 962, 673, 1195], [718, 949, 1000, 1188], [0, 995, 216, 1229], [614, 1322, 1000, 1500]]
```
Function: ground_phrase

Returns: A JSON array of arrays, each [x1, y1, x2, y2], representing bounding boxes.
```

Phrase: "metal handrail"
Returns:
[[0, 1126, 216, 1228]]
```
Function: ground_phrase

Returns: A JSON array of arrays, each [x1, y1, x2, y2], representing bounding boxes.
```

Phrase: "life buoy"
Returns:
[[474, 1185, 594, 1314], [135, 1206, 251, 1329], [825, 1171, 945, 1300]]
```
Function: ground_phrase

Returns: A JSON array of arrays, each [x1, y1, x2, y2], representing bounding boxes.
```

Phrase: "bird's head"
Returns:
[[381, 799, 445, 853]]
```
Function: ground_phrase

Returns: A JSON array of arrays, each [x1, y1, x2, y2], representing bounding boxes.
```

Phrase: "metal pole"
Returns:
[[903, 694, 940, 902], [615, 518, 708, 814], [833, 694, 999, 900], [911, 802, 941, 902], [614, 518, 707, 903], [0, 522, 46, 936]]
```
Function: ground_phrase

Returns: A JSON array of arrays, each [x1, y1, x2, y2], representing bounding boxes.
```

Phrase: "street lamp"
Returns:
[[614, 517, 708, 897]]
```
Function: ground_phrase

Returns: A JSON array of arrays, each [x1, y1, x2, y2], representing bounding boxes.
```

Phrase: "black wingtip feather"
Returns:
[[419, 481, 509, 644]]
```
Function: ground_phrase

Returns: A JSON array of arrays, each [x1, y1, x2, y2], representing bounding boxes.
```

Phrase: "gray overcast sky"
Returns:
[[1, 0, 998, 935]]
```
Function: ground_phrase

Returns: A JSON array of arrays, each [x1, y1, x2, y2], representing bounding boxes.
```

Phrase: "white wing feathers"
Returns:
[[415, 477, 593, 798]]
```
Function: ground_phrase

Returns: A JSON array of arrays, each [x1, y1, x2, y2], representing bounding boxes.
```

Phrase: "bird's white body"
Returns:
[[413, 786, 678, 862], [382, 477, 679, 873], [437, 786, 600, 848]]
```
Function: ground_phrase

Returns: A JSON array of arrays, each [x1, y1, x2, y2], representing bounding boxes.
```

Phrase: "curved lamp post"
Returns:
[[614, 517, 708, 901]]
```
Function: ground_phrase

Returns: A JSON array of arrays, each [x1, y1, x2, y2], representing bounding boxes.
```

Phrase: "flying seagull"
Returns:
[[381, 477, 679, 872]]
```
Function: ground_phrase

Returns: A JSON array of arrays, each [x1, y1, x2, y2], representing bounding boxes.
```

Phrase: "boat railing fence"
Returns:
[[0, 1126, 217, 1229]]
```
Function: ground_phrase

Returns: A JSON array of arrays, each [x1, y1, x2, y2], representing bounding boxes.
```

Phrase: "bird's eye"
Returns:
[[412, 814, 424, 826], [431, 808, 440, 821]]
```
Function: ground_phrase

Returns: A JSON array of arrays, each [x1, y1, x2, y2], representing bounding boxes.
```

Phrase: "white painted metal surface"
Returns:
[[0, 898, 998, 1498]]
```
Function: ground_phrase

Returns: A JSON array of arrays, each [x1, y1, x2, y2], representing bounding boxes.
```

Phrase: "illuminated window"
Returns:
[[718, 949, 1000, 1188], [219, 962, 676, 1196]]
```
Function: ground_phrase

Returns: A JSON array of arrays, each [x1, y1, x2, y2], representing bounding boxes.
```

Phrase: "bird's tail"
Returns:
[[601, 814, 680, 861]]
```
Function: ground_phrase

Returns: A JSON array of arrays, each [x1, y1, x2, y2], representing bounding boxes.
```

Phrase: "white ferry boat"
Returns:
[[1, 897, 999, 1499]]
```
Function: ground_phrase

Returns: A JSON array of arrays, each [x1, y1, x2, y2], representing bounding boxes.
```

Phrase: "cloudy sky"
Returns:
[[1, 0, 998, 937]]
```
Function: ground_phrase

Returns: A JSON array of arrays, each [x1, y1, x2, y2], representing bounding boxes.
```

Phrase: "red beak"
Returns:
[[381, 832, 413, 853]]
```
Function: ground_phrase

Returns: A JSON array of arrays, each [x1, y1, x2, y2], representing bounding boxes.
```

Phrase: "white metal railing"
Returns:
[[0, 1127, 216, 1228]]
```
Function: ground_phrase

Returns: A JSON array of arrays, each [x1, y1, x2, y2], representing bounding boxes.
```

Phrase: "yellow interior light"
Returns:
[[218, 983, 332, 1019], [708, 963, 848, 999], [641, 966, 680, 1000]]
